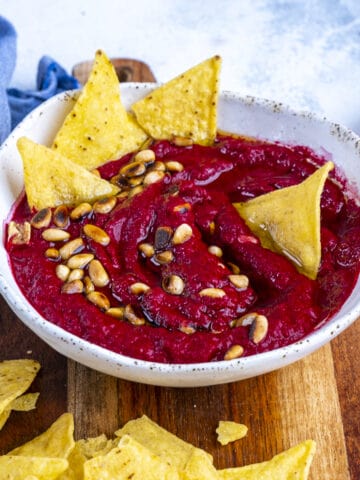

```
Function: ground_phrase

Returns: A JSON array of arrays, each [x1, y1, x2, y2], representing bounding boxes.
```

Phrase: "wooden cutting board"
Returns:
[[0, 59, 359, 479]]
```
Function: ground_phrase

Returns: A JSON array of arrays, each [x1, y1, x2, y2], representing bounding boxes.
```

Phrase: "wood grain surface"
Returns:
[[0, 59, 359, 479], [0, 295, 359, 478]]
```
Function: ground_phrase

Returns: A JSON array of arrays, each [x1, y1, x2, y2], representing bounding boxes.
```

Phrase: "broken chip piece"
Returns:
[[218, 439, 316, 480], [132, 56, 221, 145], [17, 136, 119, 210], [0, 455, 68, 480], [52, 49, 147, 170], [84, 435, 180, 480], [234, 162, 334, 279], [216, 420, 248, 445], [0, 359, 40, 431], [9, 412, 75, 459]]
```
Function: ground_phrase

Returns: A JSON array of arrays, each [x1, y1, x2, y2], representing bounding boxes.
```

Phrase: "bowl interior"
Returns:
[[0, 84, 359, 387]]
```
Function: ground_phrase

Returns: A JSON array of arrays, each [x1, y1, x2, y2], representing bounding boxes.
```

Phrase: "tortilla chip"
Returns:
[[57, 443, 87, 480], [9, 412, 75, 459], [0, 409, 11, 430], [52, 49, 147, 169], [0, 455, 68, 480], [17, 136, 119, 210], [182, 448, 219, 480], [83, 435, 180, 480], [10, 392, 40, 412], [77, 434, 118, 459], [216, 421, 248, 446], [218, 440, 316, 480], [0, 359, 40, 420], [234, 162, 334, 279], [132, 56, 221, 145], [115, 415, 212, 471]]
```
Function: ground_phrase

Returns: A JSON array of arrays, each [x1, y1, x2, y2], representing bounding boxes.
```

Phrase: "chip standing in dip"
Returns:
[[4, 51, 360, 365]]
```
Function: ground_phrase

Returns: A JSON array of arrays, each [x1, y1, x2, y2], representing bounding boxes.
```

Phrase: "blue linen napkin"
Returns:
[[0, 16, 16, 144], [0, 16, 80, 144]]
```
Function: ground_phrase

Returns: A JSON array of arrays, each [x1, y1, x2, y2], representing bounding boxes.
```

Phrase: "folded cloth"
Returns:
[[0, 16, 17, 144], [0, 15, 80, 144], [8, 56, 80, 130]]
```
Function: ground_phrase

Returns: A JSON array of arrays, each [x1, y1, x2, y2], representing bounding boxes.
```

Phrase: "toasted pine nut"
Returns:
[[83, 276, 95, 294], [56, 264, 70, 282], [83, 224, 110, 246], [155, 226, 173, 250], [172, 223, 192, 245], [59, 238, 84, 260], [138, 243, 155, 257], [208, 245, 223, 257], [93, 196, 117, 214], [165, 160, 184, 172], [53, 205, 69, 228], [149, 160, 166, 172], [70, 203, 92, 220], [106, 307, 125, 319], [128, 185, 144, 198], [128, 176, 144, 188], [134, 149, 156, 164], [224, 344, 244, 360], [173, 203, 191, 213], [67, 253, 94, 269], [120, 161, 146, 178], [249, 314, 268, 344], [143, 170, 165, 186], [42, 228, 70, 242], [61, 279, 83, 294], [68, 268, 84, 282], [233, 312, 258, 327], [162, 275, 185, 295], [154, 250, 174, 264], [88, 259, 110, 287], [129, 282, 150, 295], [199, 288, 226, 298], [229, 274, 249, 290], [124, 304, 145, 325], [31, 208, 51, 229], [209, 221, 216, 235], [87, 291, 110, 311], [45, 248, 60, 260]]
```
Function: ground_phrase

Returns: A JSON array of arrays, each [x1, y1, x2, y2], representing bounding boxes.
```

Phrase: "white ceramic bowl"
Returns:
[[1, 84, 359, 387]]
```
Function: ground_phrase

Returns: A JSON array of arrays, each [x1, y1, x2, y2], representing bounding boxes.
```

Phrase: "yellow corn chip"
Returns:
[[234, 162, 334, 279], [52, 49, 147, 169], [17, 136, 119, 210], [0, 359, 40, 419], [218, 440, 316, 480], [83, 435, 180, 480], [216, 421, 248, 446], [77, 434, 118, 459], [132, 56, 221, 145], [0, 409, 11, 430], [10, 392, 40, 412], [9, 412, 75, 459], [182, 448, 219, 480], [115, 415, 212, 471], [57, 443, 86, 480], [0, 455, 68, 480]]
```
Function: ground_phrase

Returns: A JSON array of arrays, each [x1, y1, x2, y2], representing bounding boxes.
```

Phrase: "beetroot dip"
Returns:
[[5, 135, 360, 364]]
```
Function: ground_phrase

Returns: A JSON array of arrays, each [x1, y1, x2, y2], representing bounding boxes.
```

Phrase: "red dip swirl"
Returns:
[[6, 136, 360, 363]]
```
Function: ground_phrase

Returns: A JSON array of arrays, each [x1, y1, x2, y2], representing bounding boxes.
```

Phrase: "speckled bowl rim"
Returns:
[[0, 84, 359, 387]]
